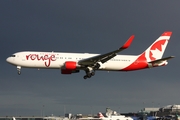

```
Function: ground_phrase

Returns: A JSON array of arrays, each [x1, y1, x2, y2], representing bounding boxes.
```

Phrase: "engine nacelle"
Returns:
[[64, 61, 77, 70]]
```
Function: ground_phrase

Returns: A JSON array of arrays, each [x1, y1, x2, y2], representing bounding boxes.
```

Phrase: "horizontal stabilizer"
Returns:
[[149, 56, 175, 64], [148, 56, 174, 67]]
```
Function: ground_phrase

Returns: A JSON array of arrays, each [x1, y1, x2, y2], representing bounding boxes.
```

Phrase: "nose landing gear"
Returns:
[[17, 66, 21, 75]]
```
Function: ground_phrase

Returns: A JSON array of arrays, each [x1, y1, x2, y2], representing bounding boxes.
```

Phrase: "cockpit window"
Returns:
[[11, 55, 16, 57]]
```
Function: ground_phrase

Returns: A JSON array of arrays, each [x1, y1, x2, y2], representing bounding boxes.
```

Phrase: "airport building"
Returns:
[[1, 105, 180, 120], [157, 105, 180, 116]]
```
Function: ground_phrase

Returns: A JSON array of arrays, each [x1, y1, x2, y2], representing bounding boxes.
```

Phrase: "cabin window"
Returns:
[[11, 55, 16, 57]]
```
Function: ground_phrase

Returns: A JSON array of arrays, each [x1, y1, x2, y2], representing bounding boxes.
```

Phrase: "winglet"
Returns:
[[120, 35, 134, 49]]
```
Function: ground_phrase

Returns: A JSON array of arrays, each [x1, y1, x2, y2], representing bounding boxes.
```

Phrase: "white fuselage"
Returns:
[[6, 31, 172, 78], [6, 51, 141, 71], [102, 115, 133, 120]]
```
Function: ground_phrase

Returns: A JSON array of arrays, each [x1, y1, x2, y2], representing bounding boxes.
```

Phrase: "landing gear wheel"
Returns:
[[91, 72, 95, 76], [18, 71, 21, 75], [83, 75, 88, 79], [87, 73, 92, 78]]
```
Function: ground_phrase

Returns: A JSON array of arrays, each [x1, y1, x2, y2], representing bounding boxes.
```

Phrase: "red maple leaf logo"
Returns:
[[149, 40, 166, 60]]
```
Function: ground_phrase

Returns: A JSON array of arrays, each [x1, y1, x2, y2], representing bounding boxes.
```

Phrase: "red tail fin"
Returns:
[[122, 31, 172, 71], [98, 112, 104, 119], [143, 31, 172, 62]]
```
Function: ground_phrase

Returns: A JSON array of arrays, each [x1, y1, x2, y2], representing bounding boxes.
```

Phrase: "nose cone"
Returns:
[[6, 57, 13, 64], [6, 57, 10, 63]]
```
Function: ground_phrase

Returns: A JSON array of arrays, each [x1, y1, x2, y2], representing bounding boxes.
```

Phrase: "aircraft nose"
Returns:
[[6, 57, 11, 63]]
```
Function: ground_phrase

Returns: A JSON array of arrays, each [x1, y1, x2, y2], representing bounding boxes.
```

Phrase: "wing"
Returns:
[[78, 35, 134, 66]]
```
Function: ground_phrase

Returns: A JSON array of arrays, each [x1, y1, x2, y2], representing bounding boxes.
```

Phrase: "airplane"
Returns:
[[96, 112, 133, 120], [79, 112, 133, 120], [6, 31, 174, 79]]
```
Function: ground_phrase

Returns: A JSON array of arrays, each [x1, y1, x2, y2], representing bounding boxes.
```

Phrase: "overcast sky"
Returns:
[[0, 0, 180, 117]]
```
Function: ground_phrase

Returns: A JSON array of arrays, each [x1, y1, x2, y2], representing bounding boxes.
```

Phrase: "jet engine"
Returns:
[[61, 61, 79, 74], [64, 61, 77, 70]]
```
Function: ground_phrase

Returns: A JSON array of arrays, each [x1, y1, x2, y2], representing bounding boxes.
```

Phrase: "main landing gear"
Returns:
[[83, 63, 100, 79], [83, 70, 95, 79], [83, 67, 95, 79], [17, 66, 21, 75]]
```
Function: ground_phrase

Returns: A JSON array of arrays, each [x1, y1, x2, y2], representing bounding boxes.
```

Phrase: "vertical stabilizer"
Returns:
[[98, 112, 105, 119], [142, 31, 172, 62], [122, 31, 173, 71]]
